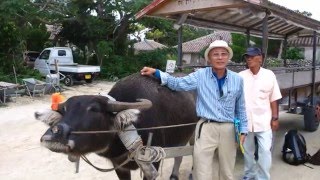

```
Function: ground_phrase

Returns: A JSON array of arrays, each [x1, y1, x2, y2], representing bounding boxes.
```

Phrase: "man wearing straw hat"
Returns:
[[141, 40, 248, 180]]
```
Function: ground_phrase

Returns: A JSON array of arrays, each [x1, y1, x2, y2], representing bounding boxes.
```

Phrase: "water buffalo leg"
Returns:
[[142, 161, 160, 180], [114, 168, 131, 180], [170, 156, 182, 180]]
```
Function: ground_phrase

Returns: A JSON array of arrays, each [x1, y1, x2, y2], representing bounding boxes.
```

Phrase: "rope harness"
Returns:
[[74, 122, 197, 179]]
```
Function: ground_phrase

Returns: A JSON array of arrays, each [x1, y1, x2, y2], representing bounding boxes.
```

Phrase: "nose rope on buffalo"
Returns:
[[70, 122, 197, 134]]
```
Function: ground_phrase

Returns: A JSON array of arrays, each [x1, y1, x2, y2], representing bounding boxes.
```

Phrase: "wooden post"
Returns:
[[246, 29, 250, 48], [177, 26, 183, 71], [283, 35, 288, 67], [262, 10, 269, 67], [311, 31, 317, 106]]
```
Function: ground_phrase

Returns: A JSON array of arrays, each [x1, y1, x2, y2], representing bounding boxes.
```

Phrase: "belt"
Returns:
[[197, 118, 221, 139], [201, 117, 221, 123]]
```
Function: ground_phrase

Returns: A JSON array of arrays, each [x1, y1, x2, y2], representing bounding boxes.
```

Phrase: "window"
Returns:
[[58, 50, 66, 56], [39, 50, 50, 60]]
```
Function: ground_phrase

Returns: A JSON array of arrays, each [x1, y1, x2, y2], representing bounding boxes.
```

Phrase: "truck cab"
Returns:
[[35, 47, 74, 75], [34, 47, 100, 86]]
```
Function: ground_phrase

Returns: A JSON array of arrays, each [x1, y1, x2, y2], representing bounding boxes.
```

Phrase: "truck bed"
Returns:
[[50, 64, 100, 73]]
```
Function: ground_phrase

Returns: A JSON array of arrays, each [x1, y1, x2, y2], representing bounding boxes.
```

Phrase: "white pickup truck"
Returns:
[[34, 47, 100, 86]]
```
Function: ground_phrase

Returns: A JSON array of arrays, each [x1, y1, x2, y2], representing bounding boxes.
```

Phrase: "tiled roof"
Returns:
[[288, 36, 320, 47], [133, 39, 167, 51], [180, 31, 232, 53]]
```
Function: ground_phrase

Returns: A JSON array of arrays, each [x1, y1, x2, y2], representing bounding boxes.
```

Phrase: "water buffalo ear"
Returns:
[[114, 109, 140, 130], [35, 109, 62, 126]]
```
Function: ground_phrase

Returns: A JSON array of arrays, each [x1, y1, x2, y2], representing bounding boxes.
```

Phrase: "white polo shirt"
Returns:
[[239, 68, 282, 132]]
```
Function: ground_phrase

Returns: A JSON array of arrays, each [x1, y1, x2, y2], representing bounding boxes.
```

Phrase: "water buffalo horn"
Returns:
[[106, 99, 152, 112]]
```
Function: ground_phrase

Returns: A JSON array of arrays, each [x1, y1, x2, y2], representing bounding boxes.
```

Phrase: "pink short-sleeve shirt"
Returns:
[[239, 68, 282, 132]]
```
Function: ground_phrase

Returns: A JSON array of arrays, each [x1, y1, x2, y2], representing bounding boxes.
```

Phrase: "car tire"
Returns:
[[64, 75, 74, 86]]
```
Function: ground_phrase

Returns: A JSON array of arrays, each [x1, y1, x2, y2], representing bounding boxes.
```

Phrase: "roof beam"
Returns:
[[267, 18, 284, 27], [247, 16, 274, 29], [201, 9, 231, 20], [266, 3, 320, 32], [285, 27, 304, 37], [150, 0, 245, 17], [185, 16, 284, 39], [188, 16, 248, 32], [217, 11, 241, 22], [228, 12, 254, 24], [274, 24, 295, 34], [268, 22, 289, 32], [277, 26, 299, 35]]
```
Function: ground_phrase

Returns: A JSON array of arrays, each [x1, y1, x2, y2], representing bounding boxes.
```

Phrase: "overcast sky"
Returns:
[[269, 0, 320, 21]]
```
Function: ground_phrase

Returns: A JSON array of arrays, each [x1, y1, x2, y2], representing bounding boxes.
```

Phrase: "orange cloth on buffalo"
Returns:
[[51, 93, 65, 110]]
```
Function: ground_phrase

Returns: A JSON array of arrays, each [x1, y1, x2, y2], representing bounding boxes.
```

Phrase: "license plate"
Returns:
[[85, 74, 91, 79]]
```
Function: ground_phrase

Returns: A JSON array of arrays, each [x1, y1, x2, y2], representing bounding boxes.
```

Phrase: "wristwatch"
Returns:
[[271, 116, 278, 121], [241, 133, 247, 136]]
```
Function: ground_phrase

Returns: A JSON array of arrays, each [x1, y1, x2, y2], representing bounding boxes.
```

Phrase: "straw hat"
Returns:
[[204, 40, 233, 61]]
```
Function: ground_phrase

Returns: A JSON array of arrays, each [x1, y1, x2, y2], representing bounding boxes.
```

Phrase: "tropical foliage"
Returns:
[[0, 0, 214, 82], [0, 0, 305, 83]]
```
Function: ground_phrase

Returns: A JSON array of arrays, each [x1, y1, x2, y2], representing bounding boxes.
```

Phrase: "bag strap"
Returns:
[[292, 133, 303, 160], [302, 163, 314, 169]]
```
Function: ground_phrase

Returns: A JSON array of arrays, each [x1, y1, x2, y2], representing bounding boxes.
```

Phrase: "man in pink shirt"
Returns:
[[239, 47, 282, 180]]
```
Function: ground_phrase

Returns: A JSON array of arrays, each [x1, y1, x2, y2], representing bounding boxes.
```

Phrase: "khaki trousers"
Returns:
[[193, 119, 237, 180]]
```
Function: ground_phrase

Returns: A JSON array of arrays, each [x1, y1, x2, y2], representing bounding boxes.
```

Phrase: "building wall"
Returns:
[[182, 53, 192, 64], [183, 53, 206, 65], [304, 47, 320, 62]]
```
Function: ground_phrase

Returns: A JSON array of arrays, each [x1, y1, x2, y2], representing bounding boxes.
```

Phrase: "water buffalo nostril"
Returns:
[[52, 126, 59, 134], [34, 112, 39, 119]]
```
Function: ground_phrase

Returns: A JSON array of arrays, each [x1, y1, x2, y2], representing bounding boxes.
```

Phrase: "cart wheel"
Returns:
[[64, 75, 73, 86], [55, 86, 62, 93], [85, 79, 93, 83]]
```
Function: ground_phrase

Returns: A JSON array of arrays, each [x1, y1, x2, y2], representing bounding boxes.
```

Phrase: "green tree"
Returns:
[[55, 0, 152, 64], [230, 34, 247, 62], [146, 29, 165, 41], [295, 10, 312, 17], [0, 0, 43, 78], [285, 47, 304, 60], [230, 33, 281, 63]]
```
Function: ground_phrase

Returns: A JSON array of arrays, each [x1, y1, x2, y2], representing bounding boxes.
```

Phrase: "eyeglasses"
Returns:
[[211, 52, 229, 58]]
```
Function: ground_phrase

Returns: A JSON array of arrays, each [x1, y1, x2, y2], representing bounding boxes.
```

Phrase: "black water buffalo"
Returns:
[[37, 73, 197, 180]]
